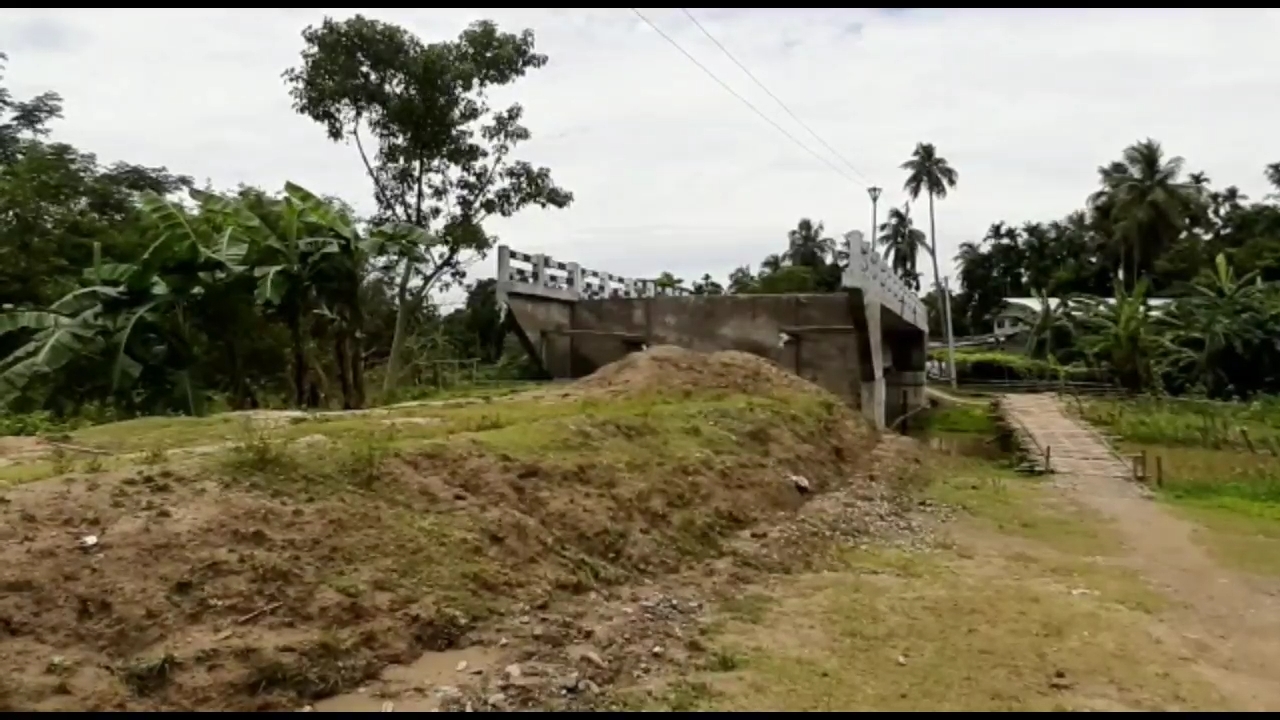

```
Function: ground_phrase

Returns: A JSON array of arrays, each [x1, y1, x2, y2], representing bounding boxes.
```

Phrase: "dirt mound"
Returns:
[[0, 357, 901, 712], [567, 345, 822, 399]]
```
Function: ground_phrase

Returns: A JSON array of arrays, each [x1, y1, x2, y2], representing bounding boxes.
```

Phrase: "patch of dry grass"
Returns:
[[632, 451, 1215, 712], [1121, 444, 1280, 577], [925, 454, 1125, 557], [681, 548, 1219, 712]]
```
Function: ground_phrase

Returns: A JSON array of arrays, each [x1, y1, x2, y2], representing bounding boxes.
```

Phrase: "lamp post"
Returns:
[[867, 186, 882, 252]]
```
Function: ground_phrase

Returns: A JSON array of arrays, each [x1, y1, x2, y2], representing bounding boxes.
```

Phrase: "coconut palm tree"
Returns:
[[877, 204, 923, 290], [785, 218, 835, 270], [760, 253, 785, 274], [1088, 139, 1206, 290], [902, 141, 959, 386], [1266, 162, 1280, 200]]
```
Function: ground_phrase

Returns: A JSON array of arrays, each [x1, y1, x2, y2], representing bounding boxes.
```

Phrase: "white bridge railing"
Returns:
[[841, 231, 927, 330], [497, 237, 928, 332], [497, 245, 691, 300]]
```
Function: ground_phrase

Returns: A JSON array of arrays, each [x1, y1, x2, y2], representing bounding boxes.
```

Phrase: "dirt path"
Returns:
[[1000, 393, 1280, 710]]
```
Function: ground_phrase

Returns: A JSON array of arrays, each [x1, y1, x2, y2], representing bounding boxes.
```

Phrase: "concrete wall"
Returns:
[[508, 293, 863, 406], [496, 242, 930, 430]]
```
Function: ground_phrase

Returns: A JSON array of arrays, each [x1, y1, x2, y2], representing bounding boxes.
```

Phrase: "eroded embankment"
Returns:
[[0, 346, 924, 711]]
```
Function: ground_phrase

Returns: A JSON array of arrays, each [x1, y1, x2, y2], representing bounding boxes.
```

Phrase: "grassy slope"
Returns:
[[0, 383, 881, 711], [635, 453, 1221, 712]]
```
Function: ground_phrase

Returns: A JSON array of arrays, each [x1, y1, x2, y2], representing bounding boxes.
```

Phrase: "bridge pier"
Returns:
[[496, 235, 929, 431]]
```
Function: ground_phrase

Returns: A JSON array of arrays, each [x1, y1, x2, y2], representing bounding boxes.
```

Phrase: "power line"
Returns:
[[678, 8, 872, 185], [628, 8, 861, 186]]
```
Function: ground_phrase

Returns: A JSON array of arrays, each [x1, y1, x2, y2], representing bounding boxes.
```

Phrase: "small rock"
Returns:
[[787, 474, 811, 494], [485, 693, 508, 710], [896, 655, 907, 666], [650, 645, 664, 657], [497, 637, 509, 647], [455, 660, 468, 672], [1049, 669, 1074, 690], [581, 650, 606, 669], [380, 701, 394, 712], [504, 663, 522, 680], [559, 672, 581, 691]]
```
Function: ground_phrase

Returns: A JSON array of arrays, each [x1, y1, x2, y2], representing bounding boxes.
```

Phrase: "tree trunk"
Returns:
[[927, 192, 958, 388], [350, 305, 367, 410], [334, 331, 354, 410], [288, 312, 307, 408], [382, 260, 415, 397]]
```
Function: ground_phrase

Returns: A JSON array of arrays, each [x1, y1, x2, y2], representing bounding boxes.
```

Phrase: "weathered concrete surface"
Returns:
[[575, 294, 863, 403], [497, 242, 928, 429], [841, 233, 928, 429]]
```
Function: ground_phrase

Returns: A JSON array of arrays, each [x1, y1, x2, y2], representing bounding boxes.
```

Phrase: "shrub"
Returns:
[[931, 350, 1107, 384]]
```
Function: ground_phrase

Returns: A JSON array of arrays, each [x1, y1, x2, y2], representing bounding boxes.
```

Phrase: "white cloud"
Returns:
[[4, 8, 1279, 301]]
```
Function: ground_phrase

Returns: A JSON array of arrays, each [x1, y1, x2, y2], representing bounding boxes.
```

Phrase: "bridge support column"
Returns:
[[885, 328, 928, 429], [858, 301, 886, 430]]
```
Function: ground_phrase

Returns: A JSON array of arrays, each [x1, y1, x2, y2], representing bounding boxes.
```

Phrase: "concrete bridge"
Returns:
[[495, 236, 928, 430]]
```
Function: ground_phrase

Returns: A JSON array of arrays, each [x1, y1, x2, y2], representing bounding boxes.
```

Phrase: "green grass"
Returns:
[[925, 455, 1123, 558], [191, 385, 871, 605], [1081, 396, 1280, 450], [1122, 443, 1280, 576], [1083, 396, 1280, 576], [627, 450, 1203, 712], [921, 403, 995, 435]]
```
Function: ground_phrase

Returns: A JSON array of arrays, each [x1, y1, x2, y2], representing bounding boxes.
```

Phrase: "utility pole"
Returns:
[[942, 275, 958, 389], [867, 186, 882, 252]]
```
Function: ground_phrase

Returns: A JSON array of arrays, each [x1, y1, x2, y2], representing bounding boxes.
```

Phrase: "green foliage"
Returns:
[[0, 16, 571, 421], [952, 137, 1280, 399], [283, 15, 573, 392], [878, 204, 924, 290], [922, 404, 995, 435], [1082, 396, 1280, 449], [935, 350, 1101, 384], [726, 218, 844, 295]]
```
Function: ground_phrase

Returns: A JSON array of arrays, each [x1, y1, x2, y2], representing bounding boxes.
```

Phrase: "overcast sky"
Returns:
[[4, 8, 1280, 303]]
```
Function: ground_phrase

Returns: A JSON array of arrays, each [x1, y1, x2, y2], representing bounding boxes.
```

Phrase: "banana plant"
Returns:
[[0, 191, 246, 413], [1071, 280, 1169, 392]]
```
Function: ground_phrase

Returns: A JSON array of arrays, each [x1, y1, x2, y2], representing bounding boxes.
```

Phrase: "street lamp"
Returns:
[[867, 186, 882, 252]]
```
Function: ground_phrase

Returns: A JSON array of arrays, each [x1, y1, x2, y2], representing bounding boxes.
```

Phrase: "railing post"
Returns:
[[566, 262, 583, 301], [497, 245, 512, 283], [532, 254, 548, 290]]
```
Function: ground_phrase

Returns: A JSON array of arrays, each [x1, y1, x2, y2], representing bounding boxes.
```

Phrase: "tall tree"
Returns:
[[653, 271, 685, 293], [902, 142, 959, 385], [877, 204, 923, 290], [284, 16, 574, 396], [1088, 139, 1205, 291], [785, 218, 835, 269], [1265, 162, 1280, 199], [691, 273, 724, 295]]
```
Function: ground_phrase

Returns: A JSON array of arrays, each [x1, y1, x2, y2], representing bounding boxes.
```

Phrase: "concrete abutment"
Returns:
[[496, 240, 929, 430]]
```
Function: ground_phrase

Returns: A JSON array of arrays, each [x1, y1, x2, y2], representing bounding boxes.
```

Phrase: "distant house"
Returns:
[[991, 296, 1175, 343]]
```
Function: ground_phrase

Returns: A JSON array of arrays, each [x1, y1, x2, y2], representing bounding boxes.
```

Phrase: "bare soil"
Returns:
[[0, 347, 915, 712]]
